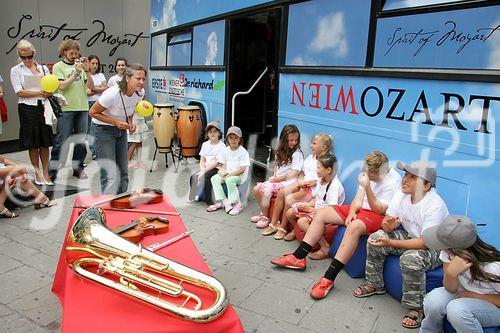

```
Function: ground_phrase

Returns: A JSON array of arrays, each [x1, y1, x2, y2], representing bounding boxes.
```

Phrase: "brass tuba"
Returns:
[[65, 207, 228, 322]]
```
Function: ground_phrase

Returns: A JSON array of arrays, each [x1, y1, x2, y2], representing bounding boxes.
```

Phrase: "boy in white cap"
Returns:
[[207, 126, 250, 215], [421, 215, 500, 333], [353, 160, 449, 329]]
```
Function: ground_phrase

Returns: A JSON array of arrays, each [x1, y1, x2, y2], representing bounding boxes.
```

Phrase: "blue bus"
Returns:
[[148, 0, 500, 246]]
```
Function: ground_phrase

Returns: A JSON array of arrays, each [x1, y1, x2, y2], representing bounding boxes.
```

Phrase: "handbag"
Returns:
[[48, 96, 63, 118], [0, 97, 7, 122]]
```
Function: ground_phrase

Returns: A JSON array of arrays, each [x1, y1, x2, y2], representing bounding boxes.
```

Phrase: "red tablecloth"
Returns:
[[52, 195, 243, 333]]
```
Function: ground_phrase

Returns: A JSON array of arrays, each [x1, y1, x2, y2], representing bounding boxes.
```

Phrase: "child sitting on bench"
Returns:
[[251, 124, 303, 228], [187, 122, 225, 205], [271, 151, 401, 296], [353, 160, 448, 329], [207, 126, 250, 215], [261, 133, 333, 240], [421, 215, 500, 332]]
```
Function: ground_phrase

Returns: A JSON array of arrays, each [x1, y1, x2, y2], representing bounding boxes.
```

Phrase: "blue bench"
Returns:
[[383, 254, 444, 300], [328, 225, 368, 278]]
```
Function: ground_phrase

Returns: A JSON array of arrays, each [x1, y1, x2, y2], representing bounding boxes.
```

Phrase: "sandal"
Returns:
[[255, 216, 270, 229], [353, 283, 386, 298], [274, 227, 288, 240], [250, 214, 264, 223], [401, 310, 424, 329], [283, 230, 296, 242], [261, 224, 277, 236], [309, 249, 329, 260], [0, 207, 18, 218], [34, 198, 57, 210], [206, 202, 223, 212]]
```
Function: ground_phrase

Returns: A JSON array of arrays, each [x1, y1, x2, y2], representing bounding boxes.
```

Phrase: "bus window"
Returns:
[[192, 20, 225, 66], [383, 0, 469, 11], [167, 30, 192, 66], [285, 0, 371, 67], [151, 33, 167, 67]]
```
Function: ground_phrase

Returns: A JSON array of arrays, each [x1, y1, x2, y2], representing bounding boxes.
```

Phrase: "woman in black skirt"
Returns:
[[10, 40, 54, 186]]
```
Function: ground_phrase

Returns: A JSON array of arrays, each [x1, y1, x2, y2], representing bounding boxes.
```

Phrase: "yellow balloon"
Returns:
[[40, 74, 59, 93], [134, 100, 153, 117]]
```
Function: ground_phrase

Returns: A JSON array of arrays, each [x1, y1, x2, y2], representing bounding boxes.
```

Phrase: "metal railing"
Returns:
[[231, 67, 268, 126]]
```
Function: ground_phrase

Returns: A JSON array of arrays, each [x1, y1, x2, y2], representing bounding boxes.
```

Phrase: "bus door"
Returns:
[[227, 9, 281, 164]]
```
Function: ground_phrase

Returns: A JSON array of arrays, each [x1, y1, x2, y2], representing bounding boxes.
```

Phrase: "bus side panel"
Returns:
[[278, 73, 500, 246], [374, 5, 500, 70], [149, 70, 226, 125], [151, 0, 273, 31]]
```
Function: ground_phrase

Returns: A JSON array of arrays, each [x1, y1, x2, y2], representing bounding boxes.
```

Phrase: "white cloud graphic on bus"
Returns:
[[205, 31, 218, 65], [309, 12, 348, 58]]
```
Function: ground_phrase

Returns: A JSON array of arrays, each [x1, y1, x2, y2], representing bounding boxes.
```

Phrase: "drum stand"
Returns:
[[173, 139, 200, 173], [149, 137, 176, 172]]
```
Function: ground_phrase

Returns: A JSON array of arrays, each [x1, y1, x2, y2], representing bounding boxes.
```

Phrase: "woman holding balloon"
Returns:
[[10, 39, 55, 186], [89, 63, 148, 194]]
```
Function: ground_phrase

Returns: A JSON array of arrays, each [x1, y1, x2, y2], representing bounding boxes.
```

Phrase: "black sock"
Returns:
[[293, 241, 312, 259], [323, 258, 345, 281]]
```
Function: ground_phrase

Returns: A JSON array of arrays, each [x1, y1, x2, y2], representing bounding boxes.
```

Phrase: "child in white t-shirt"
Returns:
[[287, 154, 344, 238], [353, 160, 449, 329], [207, 126, 250, 215], [188, 122, 225, 204], [262, 133, 333, 240], [252, 124, 303, 228], [421, 215, 500, 332], [272, 151, 401, 286]]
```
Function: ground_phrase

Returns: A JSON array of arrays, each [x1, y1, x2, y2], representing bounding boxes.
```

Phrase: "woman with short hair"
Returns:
[[10, 39, 54, 186]]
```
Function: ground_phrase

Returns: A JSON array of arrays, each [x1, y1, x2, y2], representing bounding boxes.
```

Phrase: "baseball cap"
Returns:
[[422, 215, 477, 250], [206, 122, 221, 132], [226, 126, 242, 138], [396, 160, 437, 186]]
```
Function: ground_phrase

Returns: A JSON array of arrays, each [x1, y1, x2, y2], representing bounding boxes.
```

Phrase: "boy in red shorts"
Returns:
[[271, 151, 401, 299]]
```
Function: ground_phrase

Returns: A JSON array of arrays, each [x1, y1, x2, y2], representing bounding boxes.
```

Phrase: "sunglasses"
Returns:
[[19, 54, 34, 60]]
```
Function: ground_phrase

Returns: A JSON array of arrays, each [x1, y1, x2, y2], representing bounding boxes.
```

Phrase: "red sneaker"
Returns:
[[271, 253, 306, 270], [310, 277, 334, 299]]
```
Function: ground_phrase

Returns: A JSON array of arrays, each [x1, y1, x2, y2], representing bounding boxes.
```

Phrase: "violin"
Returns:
[[110, 188, 163, 209], [113, 216, 169, 243]]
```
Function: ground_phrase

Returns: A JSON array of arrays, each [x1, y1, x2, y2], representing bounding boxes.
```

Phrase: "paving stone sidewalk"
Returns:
[[0, 134, 412, 333]]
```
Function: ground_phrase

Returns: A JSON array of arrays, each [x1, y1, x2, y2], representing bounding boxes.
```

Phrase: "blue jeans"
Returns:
[[421, 287, 500, 333], [49, 111, 88, 175], [87, 102, 95, 156], [94, 124, 129, 194]]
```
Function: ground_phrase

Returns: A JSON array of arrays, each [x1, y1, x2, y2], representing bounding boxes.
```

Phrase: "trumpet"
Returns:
[[65, 207, 228, 322]]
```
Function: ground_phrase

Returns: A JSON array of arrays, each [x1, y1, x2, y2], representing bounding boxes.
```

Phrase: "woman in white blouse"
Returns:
[[89, 63, 145, 194], [10, 39, 54, 186]]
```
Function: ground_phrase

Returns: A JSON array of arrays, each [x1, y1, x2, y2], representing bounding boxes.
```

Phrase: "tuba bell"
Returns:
[[65, 207, 228, 322]]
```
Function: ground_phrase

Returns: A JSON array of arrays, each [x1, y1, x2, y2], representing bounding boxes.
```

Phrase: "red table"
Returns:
[[52, 195, 243, 333]]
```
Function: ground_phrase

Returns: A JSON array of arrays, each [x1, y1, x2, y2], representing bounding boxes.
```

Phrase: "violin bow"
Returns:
[[73, 205, 180, 216]]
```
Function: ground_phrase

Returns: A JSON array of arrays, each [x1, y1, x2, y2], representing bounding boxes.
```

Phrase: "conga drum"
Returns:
[[153, 103, 175, 153], [176, 105, 202, 157]]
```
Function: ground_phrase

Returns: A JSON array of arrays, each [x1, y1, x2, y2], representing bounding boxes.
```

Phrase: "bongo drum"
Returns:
[[176, 105, 202, 157], [153, 103, 175, 153]]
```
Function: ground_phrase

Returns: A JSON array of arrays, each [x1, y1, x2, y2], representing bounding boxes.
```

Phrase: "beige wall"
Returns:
[[0, 0, 150, 141]]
